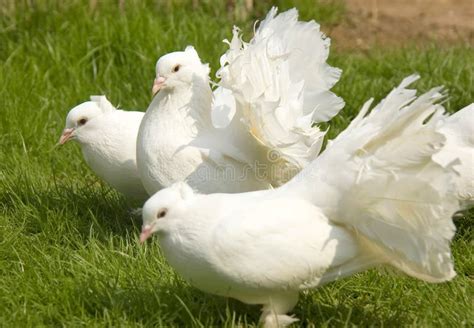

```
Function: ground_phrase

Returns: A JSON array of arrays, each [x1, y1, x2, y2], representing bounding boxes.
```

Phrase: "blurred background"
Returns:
[[2, 0, 473, 50]]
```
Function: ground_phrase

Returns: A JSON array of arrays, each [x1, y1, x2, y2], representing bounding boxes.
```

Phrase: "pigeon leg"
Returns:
[[259, 292, 299, 328]]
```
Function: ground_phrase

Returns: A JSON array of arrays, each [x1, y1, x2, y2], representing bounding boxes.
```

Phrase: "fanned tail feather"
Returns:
[[295, 75, 467, 282], [216, 7, 344, 184]]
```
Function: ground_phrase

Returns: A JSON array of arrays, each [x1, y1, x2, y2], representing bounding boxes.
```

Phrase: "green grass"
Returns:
[[1, 1, 473, 327]]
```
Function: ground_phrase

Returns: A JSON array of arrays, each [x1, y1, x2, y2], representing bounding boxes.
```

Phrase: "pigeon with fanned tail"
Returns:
[[140, 75, 473, 327], [60, 96, 148, 201], [137, 7, 344, 195]]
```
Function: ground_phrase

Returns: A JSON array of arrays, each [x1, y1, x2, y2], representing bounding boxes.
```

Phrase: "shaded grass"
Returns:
[[1, 1, 473, 327]]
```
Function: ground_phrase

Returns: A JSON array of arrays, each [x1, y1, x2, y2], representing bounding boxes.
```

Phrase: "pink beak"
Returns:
[[152, 76, 166, 96], [59, 128, 75, 145], [139, 225, 153, 243]]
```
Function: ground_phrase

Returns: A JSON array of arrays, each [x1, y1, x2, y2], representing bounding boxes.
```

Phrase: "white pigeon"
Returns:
[[140, 76, 473, 327], [137, 8, 344, 195], [60, 96, 148, 201]]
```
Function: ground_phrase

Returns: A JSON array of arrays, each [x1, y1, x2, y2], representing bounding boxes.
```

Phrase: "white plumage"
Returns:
[[136, 8, 344, 195], [140, 76, 472, 327], [60, 96, 148, 201], [286, 75, 462, 282], [217, 8, 343, 167], [433, 103, 474, 205]]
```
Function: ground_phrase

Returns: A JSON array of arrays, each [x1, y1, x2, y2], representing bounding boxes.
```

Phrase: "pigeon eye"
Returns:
[[157, 208, 168, 219], [172, 65, 181, 73], [78, 118, 88, 126]]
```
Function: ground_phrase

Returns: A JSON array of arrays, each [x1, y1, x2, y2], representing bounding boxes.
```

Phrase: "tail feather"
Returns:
[[216, 7, 344, 184], [293, 75, 464, 282]]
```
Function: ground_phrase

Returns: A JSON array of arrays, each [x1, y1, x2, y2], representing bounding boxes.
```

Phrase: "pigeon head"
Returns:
[[59, 96, 115, 145], [140, 181, 195, 242], [152, 46, 210, 96]]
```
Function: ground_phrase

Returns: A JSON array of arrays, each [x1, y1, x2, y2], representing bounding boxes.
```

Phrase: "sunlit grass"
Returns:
[[1, 1, 473, 327]]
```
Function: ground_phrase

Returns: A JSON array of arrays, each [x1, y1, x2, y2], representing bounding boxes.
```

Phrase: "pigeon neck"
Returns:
[[151, 76, 213, 134]]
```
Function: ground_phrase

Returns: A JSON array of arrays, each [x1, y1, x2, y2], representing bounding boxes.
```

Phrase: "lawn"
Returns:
[[1, 1, 473, 327]]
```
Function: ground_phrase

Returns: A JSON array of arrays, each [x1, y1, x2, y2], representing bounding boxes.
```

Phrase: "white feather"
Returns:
[[140, 75, 469, 326], [217, 7, 344, 175], [433, 103, 474, 205], [288, 75, 462, 282]]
